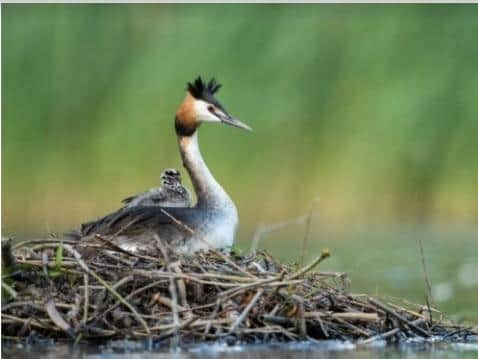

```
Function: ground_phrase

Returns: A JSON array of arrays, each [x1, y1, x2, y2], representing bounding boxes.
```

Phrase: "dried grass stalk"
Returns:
[[1, 238, 476, 344]]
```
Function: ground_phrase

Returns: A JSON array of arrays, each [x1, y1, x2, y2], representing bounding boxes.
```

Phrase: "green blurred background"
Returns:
[[2, 5, 477, 321]]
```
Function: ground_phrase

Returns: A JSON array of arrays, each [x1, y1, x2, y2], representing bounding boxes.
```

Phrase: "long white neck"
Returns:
[[178, 131, 234, 209]]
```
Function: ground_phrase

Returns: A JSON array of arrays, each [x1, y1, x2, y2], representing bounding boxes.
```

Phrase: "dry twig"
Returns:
[[1, 237, 472, 344]]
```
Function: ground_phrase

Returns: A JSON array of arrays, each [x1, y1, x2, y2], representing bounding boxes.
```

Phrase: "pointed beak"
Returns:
[[220, 114, 252, 131]]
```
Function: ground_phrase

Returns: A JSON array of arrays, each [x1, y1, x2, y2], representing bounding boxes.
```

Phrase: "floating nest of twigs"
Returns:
[[1, 237, 476, 345]]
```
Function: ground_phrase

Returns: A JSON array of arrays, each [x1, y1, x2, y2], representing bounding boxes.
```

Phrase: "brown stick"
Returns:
[[250, 216, 307, 254], [45, 298, 73, 336], [416, 235, 434, 305], [358, 318, 427, 345], [305, 311, 379, 322], [287, 249, 331, 280], [2, 281, 18, 299], [96, 280, 166, 322], [82, 274, 89, 324], [299, 196, 320, 267], [229, 289, 264, 333], [368, 298, 429, 337], [63, 244, 151, 337]]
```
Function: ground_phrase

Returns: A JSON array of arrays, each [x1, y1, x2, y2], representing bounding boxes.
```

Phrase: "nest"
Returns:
[[1, 237, 476, 345]]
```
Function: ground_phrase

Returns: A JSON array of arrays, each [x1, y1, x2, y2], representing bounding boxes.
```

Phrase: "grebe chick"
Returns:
[[78, 77, 251, 255], [122, 169, 192, 208]]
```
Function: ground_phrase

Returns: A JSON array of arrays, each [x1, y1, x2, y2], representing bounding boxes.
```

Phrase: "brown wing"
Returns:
[[120, 189, 160, 205], [122, 189, 177, 207], [80, 206, 183, 237], [121, 195, 136, 205]]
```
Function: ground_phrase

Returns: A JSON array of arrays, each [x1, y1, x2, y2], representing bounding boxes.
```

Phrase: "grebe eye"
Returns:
[[207, 105, 215, 113]]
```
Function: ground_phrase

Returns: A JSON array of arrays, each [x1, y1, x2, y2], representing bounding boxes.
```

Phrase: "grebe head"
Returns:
[[160, 168, 182, 187], [175, 76, 252, 136]]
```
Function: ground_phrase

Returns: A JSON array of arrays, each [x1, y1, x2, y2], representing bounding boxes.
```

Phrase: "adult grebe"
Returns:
[[79, 77, 251, 254], [122, 168, 192, 208]]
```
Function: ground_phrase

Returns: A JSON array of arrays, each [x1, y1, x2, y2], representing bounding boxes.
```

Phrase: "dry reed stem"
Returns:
[[63, 244, 151, 337], [358, 318, 427, 345], [229, 289, 264, 333], [368, 298, 429, 337], [45, 298, 72, 335], [2, 237, 473, 344], [82, 274, 89, 324]]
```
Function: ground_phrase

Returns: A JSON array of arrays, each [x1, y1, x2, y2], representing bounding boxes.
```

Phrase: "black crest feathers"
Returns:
[[187, 76, 222, 100]]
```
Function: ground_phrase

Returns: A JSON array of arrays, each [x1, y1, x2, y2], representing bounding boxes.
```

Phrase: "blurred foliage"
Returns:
[[2, 4, 478, 238]]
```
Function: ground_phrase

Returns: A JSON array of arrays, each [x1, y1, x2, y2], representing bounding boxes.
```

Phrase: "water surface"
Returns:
[[3, 339, 478, 359]]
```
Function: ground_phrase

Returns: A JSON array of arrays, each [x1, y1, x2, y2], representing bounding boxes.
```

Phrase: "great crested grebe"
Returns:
[[122, 168, 192, 208], [79, 77, 251, 254]]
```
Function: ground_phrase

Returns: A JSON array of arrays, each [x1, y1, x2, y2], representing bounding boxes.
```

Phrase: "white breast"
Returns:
[[206, 211, 238, 249], [176, 205, 238, 254]]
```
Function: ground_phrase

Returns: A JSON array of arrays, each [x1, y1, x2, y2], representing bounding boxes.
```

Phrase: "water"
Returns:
[[3, 339, 478, 359]]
